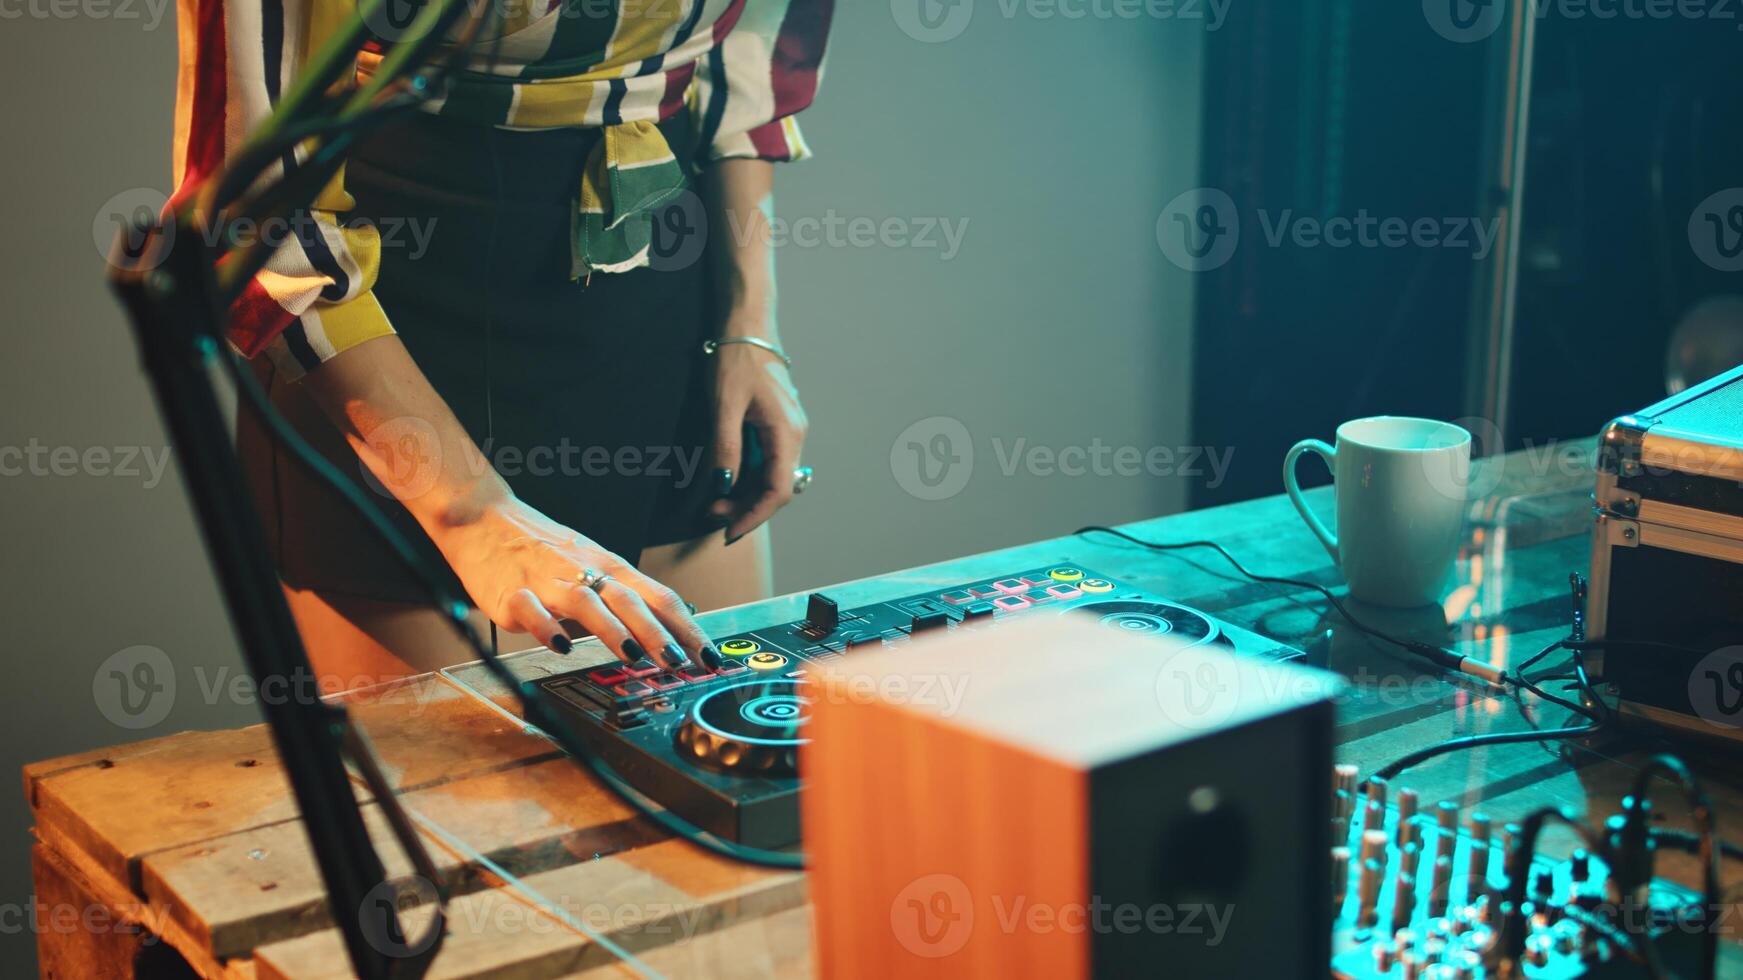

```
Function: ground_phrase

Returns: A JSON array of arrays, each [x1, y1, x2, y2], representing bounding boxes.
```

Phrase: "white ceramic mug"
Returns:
[[1282, 417, 1471, 608]]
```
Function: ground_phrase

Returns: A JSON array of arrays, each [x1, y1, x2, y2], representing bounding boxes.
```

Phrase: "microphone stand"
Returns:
[[107, 219, 447, 979]]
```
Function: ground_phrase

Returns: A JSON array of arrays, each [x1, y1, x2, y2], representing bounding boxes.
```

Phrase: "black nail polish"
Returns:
[[699, 645, 723, 671], [715, 468, 735, 497], [725, 533, 742, 546], [663, 643, 691, 669], [550, 633, 573, 655], [621, 637, 647, 663]]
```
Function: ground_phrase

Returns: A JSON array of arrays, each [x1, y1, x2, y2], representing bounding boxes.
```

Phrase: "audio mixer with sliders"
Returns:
[[538, 564, 1308, 849], [1328, 767, 1711, 978]]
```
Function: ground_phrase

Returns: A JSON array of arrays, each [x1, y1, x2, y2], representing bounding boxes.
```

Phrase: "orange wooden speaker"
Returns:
[[802, 616, 1344, 978]]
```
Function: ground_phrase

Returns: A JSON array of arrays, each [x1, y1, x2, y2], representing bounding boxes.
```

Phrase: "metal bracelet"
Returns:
[[702, 336, 792, 368]]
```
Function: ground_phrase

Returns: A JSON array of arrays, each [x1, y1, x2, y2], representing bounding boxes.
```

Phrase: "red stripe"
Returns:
[[658, 62, 697, 119], [712, 0, 747, 43], [225, 276, 298, 357], [166, 0, 228, 212], [768, 0, 832, 119], [746, 121, 789, 160]]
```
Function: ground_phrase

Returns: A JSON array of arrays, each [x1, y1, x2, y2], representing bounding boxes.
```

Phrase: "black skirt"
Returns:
[[238, 110, 730, 604]]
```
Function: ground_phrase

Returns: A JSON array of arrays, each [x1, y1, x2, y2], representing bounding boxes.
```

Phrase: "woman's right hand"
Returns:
[[429, 492, 719, 670], [305, 336, 715, 670]]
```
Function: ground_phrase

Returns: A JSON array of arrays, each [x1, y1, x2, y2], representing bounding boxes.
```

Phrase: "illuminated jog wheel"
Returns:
[[674, 680, 810, 776], [1069, 600, 1218, 648]]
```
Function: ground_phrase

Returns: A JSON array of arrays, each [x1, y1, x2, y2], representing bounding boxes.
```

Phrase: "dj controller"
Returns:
[[539, 564, 1308, 848]]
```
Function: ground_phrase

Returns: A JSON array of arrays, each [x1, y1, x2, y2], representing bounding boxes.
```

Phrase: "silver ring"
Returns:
[[577, 568, 612, 592], [792, 466, 814, 495]]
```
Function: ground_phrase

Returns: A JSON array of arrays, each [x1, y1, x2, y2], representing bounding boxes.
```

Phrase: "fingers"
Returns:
[[616, 568, 714, 662], [725, 419, 800, 543], [500, 589, 572, 654], [539, 581, 640, 665], [708, 396, 748, 521], [591, 576, 694, 671]]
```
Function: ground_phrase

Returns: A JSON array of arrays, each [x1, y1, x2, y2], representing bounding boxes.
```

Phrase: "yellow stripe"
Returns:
[[600, 0, 687, 72], [506, 77, 597, 128], [609, 118, 677, 167], [313, 290, 396, 360]]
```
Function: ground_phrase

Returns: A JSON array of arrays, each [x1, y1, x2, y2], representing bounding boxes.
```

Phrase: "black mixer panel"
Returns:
[[539, 564, 1307, 849]]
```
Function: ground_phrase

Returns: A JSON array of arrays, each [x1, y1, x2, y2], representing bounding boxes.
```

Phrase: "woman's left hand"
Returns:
[[708, 330, 808, 543]]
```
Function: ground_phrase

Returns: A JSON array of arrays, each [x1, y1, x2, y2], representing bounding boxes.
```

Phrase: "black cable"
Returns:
[[1495, 806, 1663, 976], [1070, 527, 1617, 784], [1072, 526, 1506, 686], [1625, 756, 1720, 980]]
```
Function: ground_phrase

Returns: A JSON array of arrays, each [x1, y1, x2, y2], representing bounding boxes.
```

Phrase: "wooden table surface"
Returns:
[[25, 443, 1743, 978]]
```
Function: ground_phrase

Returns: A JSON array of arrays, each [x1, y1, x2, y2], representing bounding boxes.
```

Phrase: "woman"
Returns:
[[171, 0, 834, 680]]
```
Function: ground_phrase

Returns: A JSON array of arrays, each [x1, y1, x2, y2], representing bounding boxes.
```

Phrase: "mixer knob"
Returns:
[[805, 592, 841, 632], [1532, 868, 1555, 902]]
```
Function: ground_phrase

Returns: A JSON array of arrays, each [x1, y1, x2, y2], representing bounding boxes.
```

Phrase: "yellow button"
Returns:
[[747, 652, 788, 671], [1049, 567, 1085, 582], [1078, 578, 1114, 593], [720, 639, 760, 656]]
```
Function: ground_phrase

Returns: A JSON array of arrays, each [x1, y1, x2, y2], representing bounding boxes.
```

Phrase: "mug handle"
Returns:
[[1284, 439, 1339, 562]]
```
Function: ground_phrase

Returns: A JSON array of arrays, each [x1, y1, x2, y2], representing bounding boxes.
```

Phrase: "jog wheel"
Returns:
[[674, 679, 810, 776], [1069, 600, 1218, 648]]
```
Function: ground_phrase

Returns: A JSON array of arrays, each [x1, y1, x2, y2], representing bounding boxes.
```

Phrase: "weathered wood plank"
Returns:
[[29, 675, 580, 895], [141, 757, 664, 959], [251, 840, 806, 980]]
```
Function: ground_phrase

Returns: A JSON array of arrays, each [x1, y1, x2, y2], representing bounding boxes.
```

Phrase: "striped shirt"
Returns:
[[169, 0, 833, 376]]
